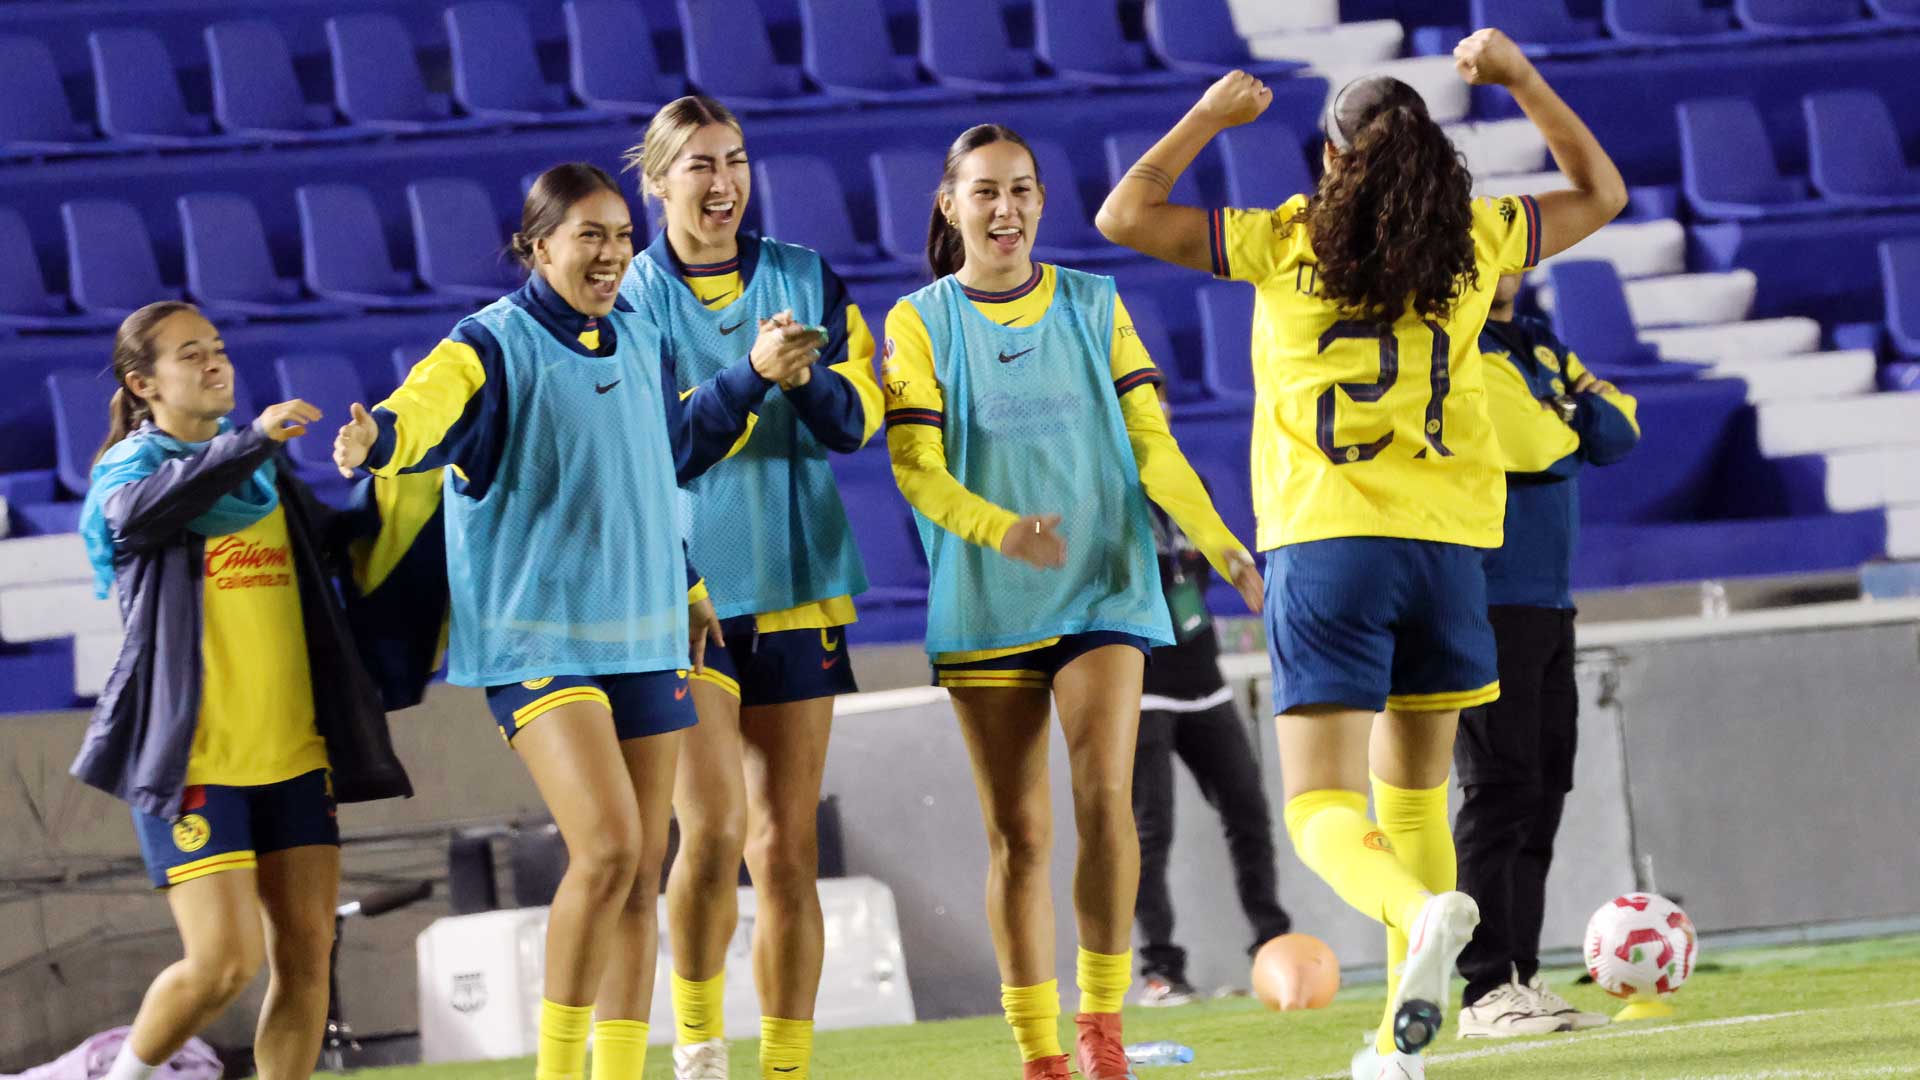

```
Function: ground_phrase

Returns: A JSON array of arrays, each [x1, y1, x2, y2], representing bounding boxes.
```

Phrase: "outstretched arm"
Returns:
[[1096, 71, 1275, 271]]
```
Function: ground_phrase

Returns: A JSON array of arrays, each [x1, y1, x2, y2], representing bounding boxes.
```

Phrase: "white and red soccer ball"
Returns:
[[1584, 893, 1699, 1000]]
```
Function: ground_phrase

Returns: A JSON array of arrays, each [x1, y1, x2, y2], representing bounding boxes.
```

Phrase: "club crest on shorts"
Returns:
[[172, 814, 211, 853]]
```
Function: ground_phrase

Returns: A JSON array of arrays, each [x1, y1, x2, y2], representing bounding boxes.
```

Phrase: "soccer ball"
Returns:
[[1584, 893, 1698, 1000]]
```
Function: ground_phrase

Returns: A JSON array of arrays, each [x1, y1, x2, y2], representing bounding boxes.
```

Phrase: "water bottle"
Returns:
[[1124, 1040, 1195, 1067]]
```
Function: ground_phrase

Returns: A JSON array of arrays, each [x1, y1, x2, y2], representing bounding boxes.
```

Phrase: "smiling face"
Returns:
[[939, 139, 1044, 285], [652, 122, 749, 263], [533, 188, 635, 316], [126, 309, 235, 435]]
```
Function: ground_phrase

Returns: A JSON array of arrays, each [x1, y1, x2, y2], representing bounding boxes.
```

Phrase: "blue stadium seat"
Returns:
[[1884, 239, 1920, 362], [563, 0, 684, 115], [754, 156, 903, 280], [1471, 0, 1610, 55], [0, 35, 115, 161], [392, 341, 443, 388], [445, 2, 614, 126], [1104, 132, 1203, 207], [1141, 0, 1308, 79], [408, 178, 526, 303], [204, 20, 372, 146], [1196, 282, 1255, 405], [1677, 97, 1826, 220], [0, 207, 117, 333], [46, 370, 116, 496], [1871, 0, 1920, 23], [1033, 0, 1203, 88], [274, 354, 367, 474], [178, 193, 363, 322], [915, 0, 1073, 96], [797, 0, 969, 104], [1116, 293, 1195, 403], [1219, 126, 1314, 209], [88, 28, 260, 150], [1736, 0, 1874, 32], [869, 147, 946, 268], [677, 0, 841, 112], [1025, 139, 1133, 265], [326, 14, 501, 136], [62, 198, 179, 320], [1545, 260, 1667, 371], [1804, 91, 1920, 208], [297, 184, 464, 312], [1603, 0, 1740, 42], [831, 464, 928, 605], [1171, 414, 1256, 557]]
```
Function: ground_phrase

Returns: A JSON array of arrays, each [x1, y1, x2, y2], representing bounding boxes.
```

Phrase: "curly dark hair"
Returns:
[[1299, 77, 1477, 321]]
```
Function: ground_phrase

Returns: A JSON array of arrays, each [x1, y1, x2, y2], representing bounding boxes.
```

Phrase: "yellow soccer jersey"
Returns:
[[1210, 193, 1541, 550], [189, 505, 328, 787], [883, 263, 1248, 663]]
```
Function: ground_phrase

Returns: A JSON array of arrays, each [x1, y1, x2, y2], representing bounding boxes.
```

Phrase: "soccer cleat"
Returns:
[[673, 1038, 729, 1080], [1021, 1053, 1071, 1080], [1457, 979, 1572, 1038], [1073, 1012, 1137, 1080], [1350, 1043, 1424, 1080], [1526, 974, 1610, 1031], [1390, 891, 1481, 1053], [1138, 974, 1200, 1007]]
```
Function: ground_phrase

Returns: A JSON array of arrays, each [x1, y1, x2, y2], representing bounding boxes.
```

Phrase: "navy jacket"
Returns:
[[71, 423, 413, 819]]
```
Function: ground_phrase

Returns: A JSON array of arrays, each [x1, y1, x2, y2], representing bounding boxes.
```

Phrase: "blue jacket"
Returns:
[[70, 423, 413, 819], [1479, 315, 1642, 609]]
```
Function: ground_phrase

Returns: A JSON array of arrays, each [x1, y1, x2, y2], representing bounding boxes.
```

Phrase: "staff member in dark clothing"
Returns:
[[1454, 273, 1639, 1038], [1132, 394, 1292, 1006]]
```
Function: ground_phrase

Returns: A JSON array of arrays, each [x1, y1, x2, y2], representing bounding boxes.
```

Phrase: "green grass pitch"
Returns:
[[359, 934, 1920, 1078]]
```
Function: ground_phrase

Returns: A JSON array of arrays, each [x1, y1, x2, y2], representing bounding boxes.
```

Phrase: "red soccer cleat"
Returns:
[[1075, 1013, 1136, 1080], [1022, 1053, 1071, 1080]]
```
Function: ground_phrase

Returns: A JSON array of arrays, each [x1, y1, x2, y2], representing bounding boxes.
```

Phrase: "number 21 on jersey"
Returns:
[[1314, 319, 1452, 465]]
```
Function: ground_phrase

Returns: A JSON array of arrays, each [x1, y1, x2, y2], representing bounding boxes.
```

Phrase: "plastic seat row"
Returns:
[[1473, 0, 1920, 57], [0, 181, 523, 332], [0, 0, 1306, 159], [1681, 89, 1920, 220]]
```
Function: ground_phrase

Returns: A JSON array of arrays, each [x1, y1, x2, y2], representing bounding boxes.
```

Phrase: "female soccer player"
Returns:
[[73, 302, 411, 1080], [884, 123, 1262, 1080], [619, 96, 883, 1080], [332, 163, 822, 1080], [1096, 28, 1626, 1079]]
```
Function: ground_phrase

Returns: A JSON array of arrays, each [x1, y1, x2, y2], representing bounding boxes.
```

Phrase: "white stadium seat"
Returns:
[[1711, 350, 1877, 404], [1529, 219, 1687, 283], [1885, 506, 1920, 559], [1448, 118, 1548, 178], [1473, 169, 1573, 198], [73, 629, 122, 699], [1822, 447, 1920, 513], [1227, 0, 1343, 34], [0, 582, 119, 642], [1756, 393, 1920, 457], [1318, 57, 1469, 124], [0, 534, 91, 589], [1536, 270, 1757, 328], [1641, 317, 1821, 364], [1246, 21, 1405, 67]]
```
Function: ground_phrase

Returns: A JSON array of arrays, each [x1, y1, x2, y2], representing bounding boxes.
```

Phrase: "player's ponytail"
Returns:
[[514, 163, 623, 269], [926, 123, 1042, 280], [1304, 76, 1477, 320], [97, 300, 196, 465]]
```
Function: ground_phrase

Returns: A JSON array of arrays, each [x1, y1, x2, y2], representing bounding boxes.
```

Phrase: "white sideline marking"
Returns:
[[1192, 997, 1920, 1079]]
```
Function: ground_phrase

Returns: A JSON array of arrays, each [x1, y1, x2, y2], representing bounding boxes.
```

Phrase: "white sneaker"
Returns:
[[1457, 980, 1572, 1038], [1351, 1043, 1424, 1080], [673, 1038, 729, 1080], [1526, 974, 1610, 1030], [1389, 891, 1481, 1052]]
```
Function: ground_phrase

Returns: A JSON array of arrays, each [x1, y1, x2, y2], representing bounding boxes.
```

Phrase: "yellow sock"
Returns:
[[535, 999, 594, 1080], [1000, 979, 1063, 1062], [1283, 790, 1431, 932], [759, 1016, 813, 1079], [1370, 774, 1455, 1055], [1075, 947, 1132, 1014], [589, 1019, 648, 1080], [672, 970, 726, 1045]]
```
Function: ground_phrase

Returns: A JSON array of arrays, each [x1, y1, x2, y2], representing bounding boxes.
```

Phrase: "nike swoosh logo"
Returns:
[[595, 380, 621, 394], [774, 1069, 798, 1074], [720, 320, 748, 335], [1000, 315, 1024, 326], [821, 656, 841, 670], [674, 685, 689, 700], [997, 348, 1034, 364], [700, 292, 728, 304]]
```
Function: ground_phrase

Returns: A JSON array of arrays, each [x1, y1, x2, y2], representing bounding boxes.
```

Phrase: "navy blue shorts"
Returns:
[[691, 617, 859, 707], [1264, 538, 1499, 716], [933, 631, 1154, 690], [132, 768, 338, 889], [485, 670, 697, 743]]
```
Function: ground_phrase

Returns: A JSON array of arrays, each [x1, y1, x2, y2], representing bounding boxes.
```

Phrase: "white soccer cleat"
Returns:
[[1457, 978, 1572, 1038], [673, 1038, 729, 1080], [1390, 891, 1481, 1052], [1351, 1043, 1424, 1080], [1526, 974, 1610, 1031]]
